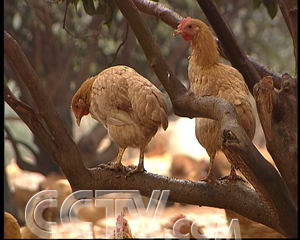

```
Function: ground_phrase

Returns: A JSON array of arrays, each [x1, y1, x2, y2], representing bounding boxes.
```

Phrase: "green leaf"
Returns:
[[95, 0, 107, 15], [262, 0, 278, 19], [72, 0, 80, 12], [82, 0, 97, 15], [103, 0, 116, 24], [252, 0, 262, 9]]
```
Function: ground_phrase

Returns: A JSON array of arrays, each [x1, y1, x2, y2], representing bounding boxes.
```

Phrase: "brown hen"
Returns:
[[71, 65, 168, 173], [4, 212, 22, 239], [175, 17, 256, 181], [113, 212, 134, 239]]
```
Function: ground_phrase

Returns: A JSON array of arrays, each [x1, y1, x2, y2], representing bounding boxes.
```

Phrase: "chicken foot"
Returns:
[[127, 147, 146, 176], [218, 166, 246, 182], [201, 156, 216, 183], [105, 147, 126, 171]]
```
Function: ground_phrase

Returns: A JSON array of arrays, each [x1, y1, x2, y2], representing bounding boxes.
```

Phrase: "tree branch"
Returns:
[[6, 136, 40, 163], [109, 21, 129, 66], [254, 75, 297, 203], [4, 125, 38, 172], [278, 0, 297, 68], [114, 0, 297, 237], [4, 85, 57, 157], [132, 0, 182, 29], [89, 166, 276, 232]]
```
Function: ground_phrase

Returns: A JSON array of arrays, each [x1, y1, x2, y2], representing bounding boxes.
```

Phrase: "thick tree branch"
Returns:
[[278, 0, 297, 68], [89, 166, 277, 233], [131, 0, 282, 89], [132, 0, 182, 29], [114, 0, 297, 237], [4, 31, 90, 189]]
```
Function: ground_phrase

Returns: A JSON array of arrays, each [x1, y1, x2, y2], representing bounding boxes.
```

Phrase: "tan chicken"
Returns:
[[71, 65, 168, 173], [113, 212, 134, 239], [174, 17, 256, 181], [4, 212, 22, 239]]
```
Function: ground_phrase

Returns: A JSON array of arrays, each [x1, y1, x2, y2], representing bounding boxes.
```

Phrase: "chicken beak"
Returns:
[[76, 117, 81, 127], [173, 28, 182, 36]]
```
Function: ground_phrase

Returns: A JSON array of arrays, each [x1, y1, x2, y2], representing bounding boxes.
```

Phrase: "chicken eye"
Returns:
[[187, 25, 193, 29]]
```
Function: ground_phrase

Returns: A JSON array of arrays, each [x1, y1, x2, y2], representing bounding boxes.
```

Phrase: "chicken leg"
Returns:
[[106, 147, 126, 170], [201, 155, 216, 182], [127, 147, 146, 176]]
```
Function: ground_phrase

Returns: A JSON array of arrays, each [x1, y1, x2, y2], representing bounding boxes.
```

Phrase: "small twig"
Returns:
[[5, 125, 38, 172], [4, 85, 57, 155], [109, 21, 129, 66], [5, 136, 39, 161], [63, 0, 70, 29]]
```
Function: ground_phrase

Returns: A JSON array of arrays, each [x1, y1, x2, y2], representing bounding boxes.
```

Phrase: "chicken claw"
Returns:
[[218, 167, 246, 183], [126, 147, 147, 176], [126, 167, 146, 177], [105, 162, 124, 171]]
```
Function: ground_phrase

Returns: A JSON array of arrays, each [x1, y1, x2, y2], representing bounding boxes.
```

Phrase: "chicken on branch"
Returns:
[[174, 17, 256, 182], [71, 65, 168, 174]]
